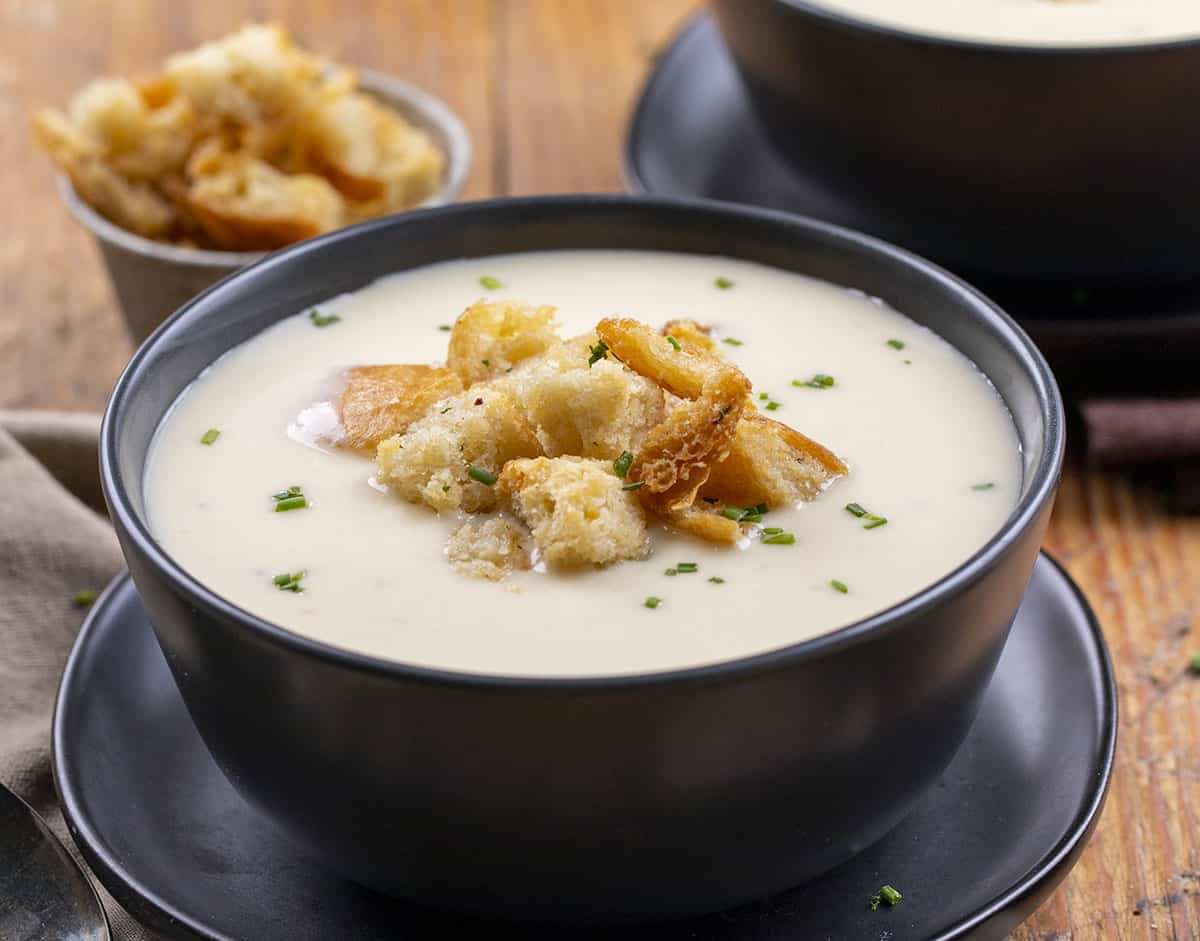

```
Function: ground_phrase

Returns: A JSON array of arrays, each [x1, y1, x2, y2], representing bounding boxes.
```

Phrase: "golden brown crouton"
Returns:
[[337, 364, 463, 452], [661, 319, 716, 355], [446, 516, 532, 581], [509, 337, 666, 459], [498, 457, 648, 568], [185, 141, 345, 250], [701, 412, 848, 508], [376, 388, 542, 513], [446, 300, 559, 386], [307, 91, 444, 210]]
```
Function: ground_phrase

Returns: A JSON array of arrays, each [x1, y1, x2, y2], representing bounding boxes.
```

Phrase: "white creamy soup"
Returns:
[[147, 251, 1020, 677], [806, 0, 1200, 46]]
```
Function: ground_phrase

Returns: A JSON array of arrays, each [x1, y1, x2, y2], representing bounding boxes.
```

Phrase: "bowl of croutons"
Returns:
[[34, 24, 470, 341]]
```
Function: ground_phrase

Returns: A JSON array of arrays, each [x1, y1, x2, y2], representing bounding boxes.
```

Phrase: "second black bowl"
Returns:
[[100, 196, 1063, 922], [712, 0, 1200, 283]]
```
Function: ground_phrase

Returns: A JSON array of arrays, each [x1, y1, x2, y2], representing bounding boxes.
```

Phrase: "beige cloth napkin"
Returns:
[[0, 410, 154, 940]]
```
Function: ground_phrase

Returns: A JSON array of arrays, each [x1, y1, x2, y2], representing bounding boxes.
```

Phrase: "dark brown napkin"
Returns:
[[0, 411, 155, 940]]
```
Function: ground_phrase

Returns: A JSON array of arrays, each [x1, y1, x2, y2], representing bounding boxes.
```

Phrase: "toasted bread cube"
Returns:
[[446, 516, 531, 581], [337, 364, 463, 452], [510, 337, 666, 459], [164, 23, 323, 126], [185, 141, 344, 250], [308, 91, 444, 209], [499, 457, 648, 568], [446, 300, 559, 386], [701, 413, 848, 508], [376, 388, 542, 513]]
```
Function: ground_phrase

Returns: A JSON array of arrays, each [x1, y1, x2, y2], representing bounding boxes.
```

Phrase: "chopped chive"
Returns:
[[845, 503, 868, 518], [271, 485, 308, 512], [272, 571, 306, 593], [588, 340, 609, 367], [762, 531, 795, 545], [675, 562, 699, 573], [886, 339, 905, 350], [795, 374, 835, 389], [758, 392, 768, 401], [479, 275, 504, 290], [762, 527, 784, 535], [830, 579, 849, 594], [863, 517, 888, 530], [870, 885, 903, 910], [765, 401, 781, 411], [722, 506, 746, 521], [666, 335, 682, 351], [309, 308, 340, 327], [972, 482, 996, 491], [715, 277, 734, 289], [481, 359, 490, 367], [644, 596, 662, 609], [903, 359, 912, 365], [722, 336, 743, 347], [665, 568, 678, 576], [708, 576, 725, 584], [754, 503, 768, 515], [468, 465, 497, 486], [722, 504, 766, 523], [200, 428, 220, 445], [1189, 653, 1200, 675], [440, 406, 453, 414], [72, 589, 98, 607], [438, 324, 452, 331], [613, 451, 633, 478], [622, 481, 645, 491]]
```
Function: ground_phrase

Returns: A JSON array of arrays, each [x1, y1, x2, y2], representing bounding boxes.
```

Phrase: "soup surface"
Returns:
[[805, 0, 1200, 46], [147, 250, 1020, 677]]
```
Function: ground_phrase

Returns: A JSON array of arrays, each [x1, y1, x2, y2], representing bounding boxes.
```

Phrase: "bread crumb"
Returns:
[[446, 516, 531, 581]]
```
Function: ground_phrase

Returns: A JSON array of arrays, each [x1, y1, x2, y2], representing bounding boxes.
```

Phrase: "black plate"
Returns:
[[53, 555, 1114, 941], [626, 15, 1200, 398]]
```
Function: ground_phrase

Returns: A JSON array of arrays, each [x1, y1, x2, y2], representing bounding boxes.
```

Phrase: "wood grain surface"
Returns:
[[2, 1, 1197, 937]]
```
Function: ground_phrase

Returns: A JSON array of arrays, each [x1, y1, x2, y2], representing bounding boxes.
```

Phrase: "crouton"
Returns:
[[701, 412, 848, 508], [164, 23, 323, 127], [307, 91, 443, 210], [446, 516, 531, 581], [446, 300, 559, 386], [509, 336, 666, 459], [337, 364, 463, 452], [375, 388, 542, 513], [661, 319, 716, 355], [499, 457, 648, 567], [185, 140, 345, 250]]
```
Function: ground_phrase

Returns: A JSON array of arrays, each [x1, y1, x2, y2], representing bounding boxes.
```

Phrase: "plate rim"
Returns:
[[52, 553, 1117, 941]]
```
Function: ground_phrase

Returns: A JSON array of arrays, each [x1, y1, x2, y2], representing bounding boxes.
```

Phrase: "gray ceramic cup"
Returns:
[[57, 69, 471, 343]]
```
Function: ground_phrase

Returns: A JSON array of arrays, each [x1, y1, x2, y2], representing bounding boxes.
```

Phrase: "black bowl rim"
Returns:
[[100, 193, 1065, 690], [770, 0, 1200, 55]]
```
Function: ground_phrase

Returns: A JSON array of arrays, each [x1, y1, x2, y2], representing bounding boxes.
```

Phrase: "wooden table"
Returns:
[[3, 2, 1197, 937]]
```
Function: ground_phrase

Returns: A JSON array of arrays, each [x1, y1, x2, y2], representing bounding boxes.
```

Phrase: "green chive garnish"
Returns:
[[708, 576, 725, 584], [795, 374, 835, 389], [200, 428, 220, 445], [468, 465, 497, 486], [830, 579, 849, 594], [972, 482, 996, 491], [762, 531, 795, 545], [845, 503, 868, 518], [272, 486, 308, 512], [622, 481, 644, 491], [644, 596, 662, 609], [438, 324, 452, 331], [715, 277, 734, 289], [588, 340, 609, 367], [870, 885, 903, 910], [722, 503, 768, 524], [481, 359, 490, 367], [1189, 653, 1200, 675], [272, 571, 306, 593], [765, 401, 781, 411], [479, 275, 503, 290], [675, 562, 699, 574], [72, 589, 98, 607], [863, 517, 888, 530], [903, 359, 912, 365], [440, 406, 453, 414], [886, 339, 905, 351], [613, 451, 633, 478], [665, 568, 678, 576], [758, 392, 768, 401], [309, 309, 340, 327], [722, 337, 743, 347], [762, 527, 783, 535], [666, 335, 682, 351]]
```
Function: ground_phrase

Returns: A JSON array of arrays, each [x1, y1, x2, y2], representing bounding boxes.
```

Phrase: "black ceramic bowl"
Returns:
[[710, 0, 1200, 284], [100, 195, 1063, 923]]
